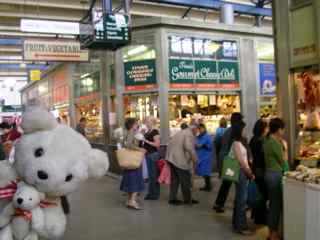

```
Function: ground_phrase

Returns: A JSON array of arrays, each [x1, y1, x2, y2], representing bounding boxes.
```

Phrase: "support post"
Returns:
[[102, 0, 112, 14], [100, 51, 111, 145]]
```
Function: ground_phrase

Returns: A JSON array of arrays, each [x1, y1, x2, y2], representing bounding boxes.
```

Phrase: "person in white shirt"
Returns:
[[231, 121, 255, 235]]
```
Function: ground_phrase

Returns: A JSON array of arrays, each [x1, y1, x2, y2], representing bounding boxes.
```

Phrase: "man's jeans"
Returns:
[[232, 170, 249, 231], [145, 152, 160, 199]]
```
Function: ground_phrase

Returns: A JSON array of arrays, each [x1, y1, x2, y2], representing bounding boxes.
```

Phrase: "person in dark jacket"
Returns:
[[212, 112, 244, 213], [249, 119, 268, 224], [143, 117, 161, 200]]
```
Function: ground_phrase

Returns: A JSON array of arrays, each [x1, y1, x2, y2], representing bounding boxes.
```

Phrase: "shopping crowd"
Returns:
[[118, 113, 288, 240]]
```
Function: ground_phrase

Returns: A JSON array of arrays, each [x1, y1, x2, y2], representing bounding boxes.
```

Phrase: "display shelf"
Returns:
[[283, 178, 320, 240]]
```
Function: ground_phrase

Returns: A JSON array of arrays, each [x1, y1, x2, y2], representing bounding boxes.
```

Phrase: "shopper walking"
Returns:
[[167, 125, 198, 205], [249, 119, 269, 224], [195, 123, 213, 192], [213, 112, 244, 213], [76, 117, 87, 137], [231, 122, 255, 235], [214, 117, 227, 175], [143, 117, 161, 200], [120, 118, 146, 210], [263, 118, 287, 240]]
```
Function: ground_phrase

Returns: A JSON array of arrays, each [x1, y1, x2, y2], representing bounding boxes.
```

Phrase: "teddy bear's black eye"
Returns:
[[29, 198, 32, 201], [34, 148, 44, 158]]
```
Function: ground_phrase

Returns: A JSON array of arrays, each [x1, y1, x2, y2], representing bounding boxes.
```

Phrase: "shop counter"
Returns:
[[283, 178, 320, 240]]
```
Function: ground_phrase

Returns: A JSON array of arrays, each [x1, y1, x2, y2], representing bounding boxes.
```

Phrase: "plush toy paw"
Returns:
[[24, 230, 39, 240], [0, 203, 15, 228], [0, 225, 13, 240]]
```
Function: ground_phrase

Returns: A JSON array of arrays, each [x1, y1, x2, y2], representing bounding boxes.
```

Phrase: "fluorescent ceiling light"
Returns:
[[81, 73, 90, 79], [127, 45, 148, 56], [81, 78, 94, 86]]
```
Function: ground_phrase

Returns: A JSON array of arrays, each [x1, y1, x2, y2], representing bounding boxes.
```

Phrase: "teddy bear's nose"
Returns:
[[37, 170, 49, 180], [17, 198, 23, 205]]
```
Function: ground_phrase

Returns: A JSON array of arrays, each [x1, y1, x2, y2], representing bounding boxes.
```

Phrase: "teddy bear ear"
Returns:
[[87, 149, 109, 178], [21, 106, 58, 134]]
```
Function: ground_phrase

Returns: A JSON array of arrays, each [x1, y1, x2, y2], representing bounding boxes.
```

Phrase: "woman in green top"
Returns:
[[263, 118, 287, 240]]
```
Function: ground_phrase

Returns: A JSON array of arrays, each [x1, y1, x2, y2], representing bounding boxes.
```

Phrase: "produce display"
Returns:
[[285, 165, 320, 184]]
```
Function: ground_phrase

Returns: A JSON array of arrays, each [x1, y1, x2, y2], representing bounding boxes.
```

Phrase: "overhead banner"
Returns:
[[21, 19, 79, 35], [259, 63, 276, 96], [169, 58, 240, 89], [124, 59, 157, 91], [23, 39, 89, 62]]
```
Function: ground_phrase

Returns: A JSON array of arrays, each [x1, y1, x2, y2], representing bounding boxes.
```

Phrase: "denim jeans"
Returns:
[[265, 170, 283, 231], [232, 169, 249, 231], [145, 152, 160, 199]]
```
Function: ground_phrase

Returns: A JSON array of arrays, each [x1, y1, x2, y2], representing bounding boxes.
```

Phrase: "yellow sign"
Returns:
[[23, 38, 89, 62], [30, 70, 41, 81]]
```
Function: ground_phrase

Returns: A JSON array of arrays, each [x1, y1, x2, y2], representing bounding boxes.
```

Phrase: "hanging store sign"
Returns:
[[80, 13, 131, 50], [169, 59, 240, 89], [23, 39, 89, 62], [124, 59, 157, 91], [21, 19, 79, 35], [259, 63, 276, 96], [290, 5, 317, 66]]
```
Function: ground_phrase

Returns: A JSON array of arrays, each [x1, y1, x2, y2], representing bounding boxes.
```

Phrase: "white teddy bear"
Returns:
[[0, 106, 110, 239], [10, 182, 45, 240]]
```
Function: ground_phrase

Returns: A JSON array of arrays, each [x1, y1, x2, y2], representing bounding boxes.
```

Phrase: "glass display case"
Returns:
[[294, 67, 320, 165], [169, 93, 240, 136], [76, 101, 104, 144]]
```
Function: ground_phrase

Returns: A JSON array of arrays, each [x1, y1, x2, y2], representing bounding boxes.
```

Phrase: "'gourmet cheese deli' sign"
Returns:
[[169, 58, 240, 89], [23, 39, 89, 62]]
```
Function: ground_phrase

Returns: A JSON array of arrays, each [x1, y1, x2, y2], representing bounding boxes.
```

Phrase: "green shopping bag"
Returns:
[[221, 149, 240, 183]]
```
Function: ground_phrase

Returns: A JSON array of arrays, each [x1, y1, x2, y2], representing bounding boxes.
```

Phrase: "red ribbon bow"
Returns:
[[13, 200, 58, 222], [14, 208, 32, 221], [0, 180, 19, 200]]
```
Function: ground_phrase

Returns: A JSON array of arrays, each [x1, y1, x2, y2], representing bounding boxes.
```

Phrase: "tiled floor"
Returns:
[[64, 176, 268, 240]]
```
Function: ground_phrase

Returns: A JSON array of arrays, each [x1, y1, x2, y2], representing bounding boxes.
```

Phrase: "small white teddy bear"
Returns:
[[0, 182, 46, 240], [11, 182, 45, 240]]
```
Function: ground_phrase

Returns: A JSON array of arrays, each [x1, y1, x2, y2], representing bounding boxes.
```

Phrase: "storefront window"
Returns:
[[257, 41, 274, 61], [169, 93, 240, 136], [124, 95, 159, 121], [74, 71, 100, 98], [123, 45, 156, 62], [38, 81, 50, 108], [168, 36, 238, 60]]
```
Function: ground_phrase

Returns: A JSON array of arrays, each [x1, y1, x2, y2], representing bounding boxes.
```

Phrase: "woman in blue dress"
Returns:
[[120, 118, 146, 210], [196, 123, 213, 192]]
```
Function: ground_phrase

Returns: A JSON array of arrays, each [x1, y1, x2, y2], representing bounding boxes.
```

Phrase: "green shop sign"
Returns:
[[124, 59, 157, 91], [169, 58, 240, 88]]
